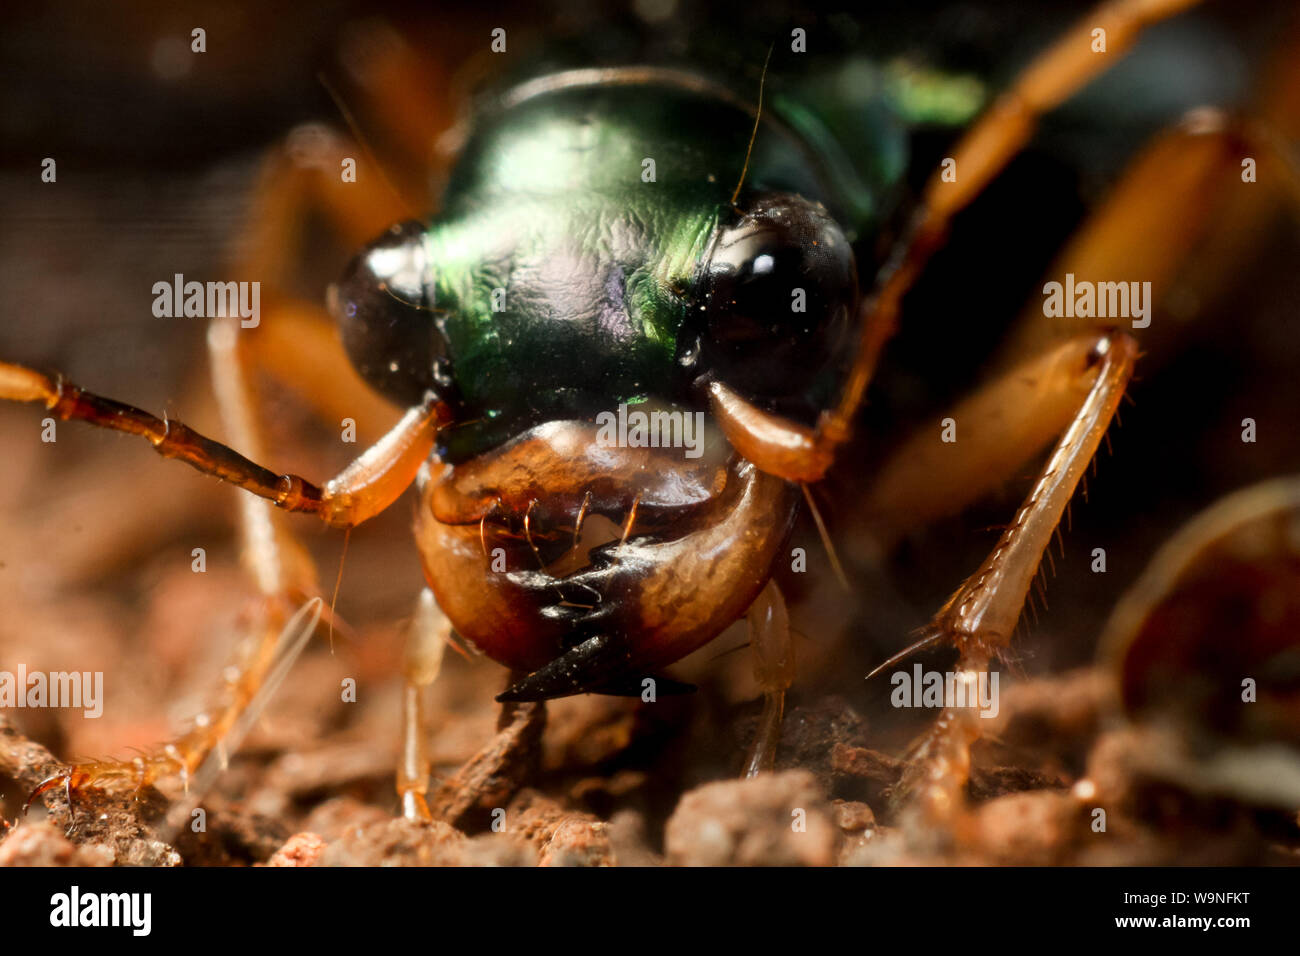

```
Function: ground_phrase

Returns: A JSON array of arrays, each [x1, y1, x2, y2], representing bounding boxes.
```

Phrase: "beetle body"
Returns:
[[334, 67, 892, 696]]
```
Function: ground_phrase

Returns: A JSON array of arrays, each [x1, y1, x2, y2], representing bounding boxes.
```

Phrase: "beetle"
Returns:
[[1, 0, 1293, 831]]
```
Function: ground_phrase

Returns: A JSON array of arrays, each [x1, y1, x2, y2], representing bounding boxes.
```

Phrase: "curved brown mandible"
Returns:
[[415, 453, 799, 684]]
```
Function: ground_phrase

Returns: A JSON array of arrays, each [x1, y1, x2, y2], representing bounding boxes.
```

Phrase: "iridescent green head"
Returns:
[[332, 70, 860, 462]]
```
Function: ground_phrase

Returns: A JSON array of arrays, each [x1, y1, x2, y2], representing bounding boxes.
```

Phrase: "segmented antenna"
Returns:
[[317, 71, 418, 218], [730, 43, 775, 207]]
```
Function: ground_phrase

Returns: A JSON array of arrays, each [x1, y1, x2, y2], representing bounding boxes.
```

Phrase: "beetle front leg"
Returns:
[[3, 363, 444, 810], [569, 1, 1212, 530], [707, 0, 1203, 484], [0, 359, 444, 529], [871, 332, 1137, 823], [25, 596, 324, 819]]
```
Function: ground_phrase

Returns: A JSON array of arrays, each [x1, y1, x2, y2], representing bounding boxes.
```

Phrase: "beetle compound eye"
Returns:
[[693, 193, 857, 415], [332, 219, 457, 409]]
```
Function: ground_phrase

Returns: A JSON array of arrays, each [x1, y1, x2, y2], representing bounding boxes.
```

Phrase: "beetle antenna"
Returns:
[[328, 526, 352, 654], [379, 283, 444, 315], [801, 482, 849, 591], [730, 43, 774, 207], [317, 70, 419, 219]]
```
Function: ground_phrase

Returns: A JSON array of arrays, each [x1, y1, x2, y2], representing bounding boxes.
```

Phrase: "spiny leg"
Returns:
[[5, 357, 443, 805], [861, 335, 1136, 550], [10, 66, 456, 810], [68, 315, 345, 805], [874, 332, 1137, 823], [206, 103, 450, 817], [860, 108, 1300, 552], [26, 597, 323, 815], [863, 0, 1205, 340], [197, 111, 442, 666], [857, 73, 1298, 822], [0, 360, 443, 529], [0, 120, 413, 592], [156, 597, 324, 840], [134, 118, 437, 799], [846, 0, 1202, 399], [15, 378, 439, 804], [743, 580, 793, 778], [398, 589, 449, 823], [314, 17, 480, 213], [708, 0, 1202, 484], [222, 38, 493, 440]]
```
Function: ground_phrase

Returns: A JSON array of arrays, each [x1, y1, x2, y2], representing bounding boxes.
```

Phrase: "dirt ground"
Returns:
[[2, 635, 1298, 865]]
